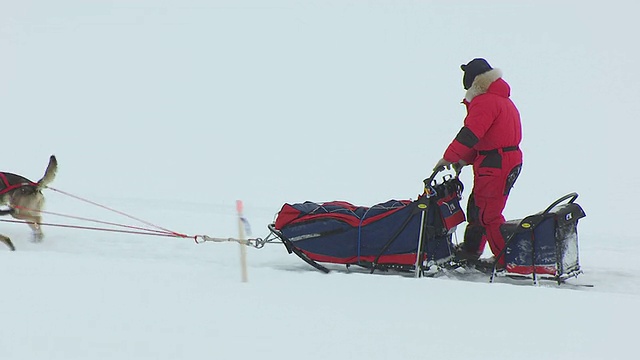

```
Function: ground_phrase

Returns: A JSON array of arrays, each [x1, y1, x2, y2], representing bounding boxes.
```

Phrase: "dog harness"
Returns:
[[0, 172, 37, 195]]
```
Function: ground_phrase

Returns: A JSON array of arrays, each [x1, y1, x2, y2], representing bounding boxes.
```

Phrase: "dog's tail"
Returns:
[[37, 155, 58, 189]]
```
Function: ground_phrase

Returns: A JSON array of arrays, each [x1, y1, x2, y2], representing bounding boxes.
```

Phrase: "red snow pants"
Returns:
[[463, 147, 523, 265]]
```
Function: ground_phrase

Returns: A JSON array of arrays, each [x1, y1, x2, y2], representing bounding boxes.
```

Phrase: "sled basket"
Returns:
[[269, 174, 466, 274], [501, 192, 586, 280]]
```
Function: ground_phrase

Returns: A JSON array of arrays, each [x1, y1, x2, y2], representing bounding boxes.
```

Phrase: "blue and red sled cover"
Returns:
[[274, 195, 464, 267]]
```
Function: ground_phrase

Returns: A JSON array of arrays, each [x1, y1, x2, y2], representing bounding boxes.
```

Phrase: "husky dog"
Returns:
[[0, 155, 58, 250]]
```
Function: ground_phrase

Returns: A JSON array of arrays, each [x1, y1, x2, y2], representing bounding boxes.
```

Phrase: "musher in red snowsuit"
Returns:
[[434, 58, 523, 268]]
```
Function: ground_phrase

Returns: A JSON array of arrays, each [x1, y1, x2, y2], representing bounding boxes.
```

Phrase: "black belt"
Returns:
[[478, 146, 519, 155]]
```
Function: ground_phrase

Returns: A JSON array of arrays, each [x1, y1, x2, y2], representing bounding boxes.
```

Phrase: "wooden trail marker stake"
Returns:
[[236, 200, 248, 283]]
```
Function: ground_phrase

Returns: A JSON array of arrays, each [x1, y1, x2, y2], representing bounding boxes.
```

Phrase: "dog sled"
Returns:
[[268, 171, 465, 275], [265, 169, 587, 284]]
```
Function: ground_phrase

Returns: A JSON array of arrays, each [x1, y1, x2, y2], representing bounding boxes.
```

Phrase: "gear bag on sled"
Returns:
[[267, 173, 465, 275], [498, 193, 586, 282]]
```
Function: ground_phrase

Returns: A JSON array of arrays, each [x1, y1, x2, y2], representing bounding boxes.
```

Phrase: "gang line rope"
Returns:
[[0, 186, 270, 248]]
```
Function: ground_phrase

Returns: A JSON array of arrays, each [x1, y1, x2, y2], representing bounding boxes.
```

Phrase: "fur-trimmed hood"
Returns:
[[464, 69, 509, 102]]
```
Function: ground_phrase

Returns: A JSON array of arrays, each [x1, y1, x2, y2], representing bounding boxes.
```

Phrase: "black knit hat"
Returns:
[[461, 58, 493, 90]]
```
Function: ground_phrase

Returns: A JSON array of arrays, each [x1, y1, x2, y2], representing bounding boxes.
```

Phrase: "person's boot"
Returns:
[[453, 243, 481, 262], [473, 256, 506, 273], [454, 225, 485, 262]]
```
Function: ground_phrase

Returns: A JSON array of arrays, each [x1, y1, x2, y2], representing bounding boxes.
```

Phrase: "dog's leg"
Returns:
[[0, 235, 15, 251], [28, 221, 44, 242], [11, 211, 44, 242]]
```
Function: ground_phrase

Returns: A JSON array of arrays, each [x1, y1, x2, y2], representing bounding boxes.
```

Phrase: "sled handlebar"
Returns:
[[542, 192, 579, 214], [425, 165, 463, 186], [424, 170, 440, 186]]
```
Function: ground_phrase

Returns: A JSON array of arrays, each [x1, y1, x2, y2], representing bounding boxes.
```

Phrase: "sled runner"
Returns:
[[268, 171, 465, 276]]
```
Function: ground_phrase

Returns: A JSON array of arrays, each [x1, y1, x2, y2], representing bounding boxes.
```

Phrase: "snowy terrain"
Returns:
[[1, 1, 639, 359]]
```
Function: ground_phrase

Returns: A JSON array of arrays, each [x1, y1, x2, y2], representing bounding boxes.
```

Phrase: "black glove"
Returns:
[[433, 158, 452, 172], [452, 159, 468, 174]]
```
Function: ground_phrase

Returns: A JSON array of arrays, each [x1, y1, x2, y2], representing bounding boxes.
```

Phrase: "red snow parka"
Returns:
[[443, 69, 522, 165], [441, 68, 523, 264]]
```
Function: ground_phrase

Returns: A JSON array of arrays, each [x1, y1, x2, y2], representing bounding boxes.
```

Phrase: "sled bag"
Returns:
[[502, 198, 586, 276], [274, 198, 454, 267], [437, 192, 465, 231]]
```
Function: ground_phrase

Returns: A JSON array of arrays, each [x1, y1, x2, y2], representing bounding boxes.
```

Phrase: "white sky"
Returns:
[[1, 3, 639, 358], [1, 0, 638, 238]]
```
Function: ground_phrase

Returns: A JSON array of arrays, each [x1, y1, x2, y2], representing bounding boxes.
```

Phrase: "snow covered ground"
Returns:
[[1, 1, 639, 359], [1, 196, 638, 360]]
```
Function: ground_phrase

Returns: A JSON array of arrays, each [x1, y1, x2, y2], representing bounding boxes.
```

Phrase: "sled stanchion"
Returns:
[[412, 171, 440, 278], [531, 231, 538, 285], [412, 173, 438, 278], [414, 208, 427, 278], [237, 200, 248, 283]]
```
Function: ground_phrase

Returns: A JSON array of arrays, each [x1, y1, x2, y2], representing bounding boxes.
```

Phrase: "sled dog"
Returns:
[[0, 155, 58, 250]]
